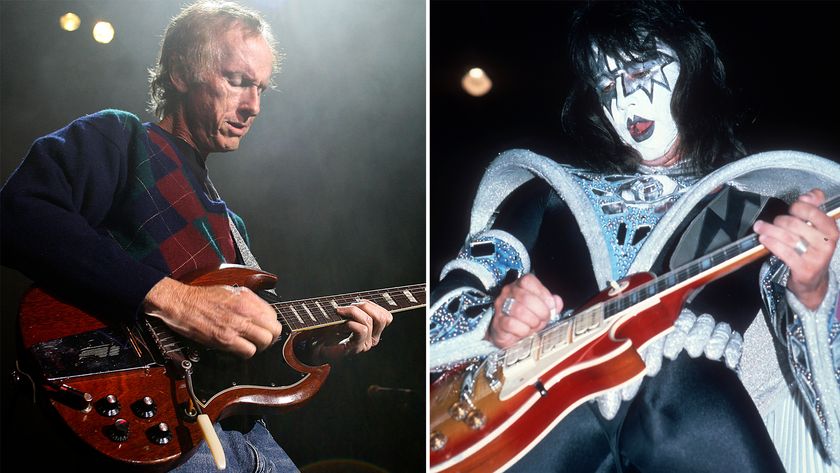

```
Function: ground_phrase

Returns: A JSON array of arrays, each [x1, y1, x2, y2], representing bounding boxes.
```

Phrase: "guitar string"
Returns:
[[145, 286, 425, 353], [266, 286, 425, 310], [599, 195, 839, 318], [272, 300, 427, 327], [502, 196, 840, 360], [266, 286, 424, 308], [265, 284, 425, 306], [267, 284, 425, 327]]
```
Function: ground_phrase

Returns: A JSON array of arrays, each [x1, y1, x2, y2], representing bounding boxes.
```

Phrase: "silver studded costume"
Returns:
[[430, 148, 840, 468]]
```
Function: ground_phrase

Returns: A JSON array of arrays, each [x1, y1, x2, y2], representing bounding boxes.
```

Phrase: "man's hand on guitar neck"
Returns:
[[754, 189, 839, 310], [335, 300, 394, 353], [488, 274, 564, 348], [143, 277, 282, 358], [303, 301, 394, 364]]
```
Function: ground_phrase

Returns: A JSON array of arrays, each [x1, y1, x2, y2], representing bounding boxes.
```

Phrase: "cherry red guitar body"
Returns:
[[429, 273, 699, 473], [429, 195, 840, 472], [17, 266, 329, 471]]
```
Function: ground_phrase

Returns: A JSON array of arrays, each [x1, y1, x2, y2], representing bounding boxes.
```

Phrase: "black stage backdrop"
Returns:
[[0, 1, 425, 471], [431, 1, 840, 288]]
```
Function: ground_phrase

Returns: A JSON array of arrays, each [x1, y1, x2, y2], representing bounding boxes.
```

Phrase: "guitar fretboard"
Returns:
[[144, 283, 426, 361], [265, 284, 426, 332], [604, 194, 840, 320], [500, 194, 840, 368]]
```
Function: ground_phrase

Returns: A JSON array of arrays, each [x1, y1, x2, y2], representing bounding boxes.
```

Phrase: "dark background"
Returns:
[[1, 0, 424, 471], [430, 1, 840, 286]]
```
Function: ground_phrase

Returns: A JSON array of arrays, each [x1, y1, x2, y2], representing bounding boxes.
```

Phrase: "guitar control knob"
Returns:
[[430, 431, 448, 451], [149, 422, 173, 445], [107, 418, 130, 442], [448, 402, 468, 421], [97, 394, 121, 417], [466, 410, 486, 430], [132, 396, 157, 418]]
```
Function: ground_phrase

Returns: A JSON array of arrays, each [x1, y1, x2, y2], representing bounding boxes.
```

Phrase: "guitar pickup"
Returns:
[[30, 327, 156, 381]]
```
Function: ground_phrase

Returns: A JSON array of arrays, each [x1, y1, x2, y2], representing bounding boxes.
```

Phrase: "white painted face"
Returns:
[[593, 39, 680, 162]]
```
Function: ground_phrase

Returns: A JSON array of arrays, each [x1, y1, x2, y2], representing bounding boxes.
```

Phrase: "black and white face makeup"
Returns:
[[592, 37, 680, 163]]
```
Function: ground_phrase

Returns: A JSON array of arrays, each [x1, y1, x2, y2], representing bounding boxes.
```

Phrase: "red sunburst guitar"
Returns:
[[429, 196, 840, 473], [17, 264, 425, 471]]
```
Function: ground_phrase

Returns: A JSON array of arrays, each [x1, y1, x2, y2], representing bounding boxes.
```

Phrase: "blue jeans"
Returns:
[[170, 420, 298, 472]]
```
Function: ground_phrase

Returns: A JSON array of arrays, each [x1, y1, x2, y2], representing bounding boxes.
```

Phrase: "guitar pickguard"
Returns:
[[189, 332, 308, 407]]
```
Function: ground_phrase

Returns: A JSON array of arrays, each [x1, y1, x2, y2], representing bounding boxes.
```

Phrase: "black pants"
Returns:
[[509, 353, 785, 473]]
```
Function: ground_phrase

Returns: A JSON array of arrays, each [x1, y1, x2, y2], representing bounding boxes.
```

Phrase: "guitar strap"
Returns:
[[202, 174, 263, 271], [227, 218, 262, 270]]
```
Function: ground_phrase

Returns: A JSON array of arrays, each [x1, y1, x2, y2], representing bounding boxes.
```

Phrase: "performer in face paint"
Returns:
[[593, 38, 681, 166], [429, 1, 840, 471]]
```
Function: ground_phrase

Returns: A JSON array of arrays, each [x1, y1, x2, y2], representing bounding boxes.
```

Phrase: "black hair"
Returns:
[[561, 0, 744, 174]]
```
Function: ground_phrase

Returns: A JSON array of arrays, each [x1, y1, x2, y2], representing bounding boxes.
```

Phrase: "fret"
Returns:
[[263, 283, 425, 331], [535, 197, 840, 359]]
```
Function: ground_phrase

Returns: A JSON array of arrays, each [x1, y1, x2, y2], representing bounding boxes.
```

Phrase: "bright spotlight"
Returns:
[[462, 67, 492, 97], [92, 21, 115, 44], [60, 12, 81, 32]]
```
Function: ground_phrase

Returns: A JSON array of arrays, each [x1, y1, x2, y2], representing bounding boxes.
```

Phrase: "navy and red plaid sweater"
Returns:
[[1, 109, 249, 317]]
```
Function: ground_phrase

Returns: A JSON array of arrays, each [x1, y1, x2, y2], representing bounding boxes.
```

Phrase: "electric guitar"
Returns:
[[17, 264, 425, 470], [429, 196, 840, 473]]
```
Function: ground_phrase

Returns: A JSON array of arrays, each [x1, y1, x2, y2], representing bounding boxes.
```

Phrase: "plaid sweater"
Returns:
[[1, 109, 248, 317]]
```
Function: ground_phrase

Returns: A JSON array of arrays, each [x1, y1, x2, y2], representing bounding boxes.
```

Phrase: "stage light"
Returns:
[[462, 67, 492, 97], [59, 12, 80, 32], [92, 21, 115, 44]]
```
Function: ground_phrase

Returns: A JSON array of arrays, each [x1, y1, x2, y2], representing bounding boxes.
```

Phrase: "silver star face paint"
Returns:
[[593, 39, 680, 163]]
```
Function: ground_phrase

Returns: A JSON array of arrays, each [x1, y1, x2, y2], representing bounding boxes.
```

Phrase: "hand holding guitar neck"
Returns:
[[754, 189, 840, 310], [297, 300, 395, 364], [143, 277, 283, 358], [335, 300, 394, 354]]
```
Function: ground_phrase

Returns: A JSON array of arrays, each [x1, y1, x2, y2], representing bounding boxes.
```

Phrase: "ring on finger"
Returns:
[[501, 297, 515, 316], [793, 238, 809, 256]]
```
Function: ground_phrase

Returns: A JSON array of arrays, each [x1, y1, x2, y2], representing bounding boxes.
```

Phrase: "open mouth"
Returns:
[[626, 115, 655, 142]]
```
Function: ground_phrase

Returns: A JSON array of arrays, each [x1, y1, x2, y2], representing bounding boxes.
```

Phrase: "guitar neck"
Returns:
[[604, 194, 840, 320], [501, 194, 840, 366], [267, 283, 426, 332]]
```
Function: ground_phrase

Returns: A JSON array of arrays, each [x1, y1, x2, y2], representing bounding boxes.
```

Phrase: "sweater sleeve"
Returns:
[[0, 110, 167, 318]]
